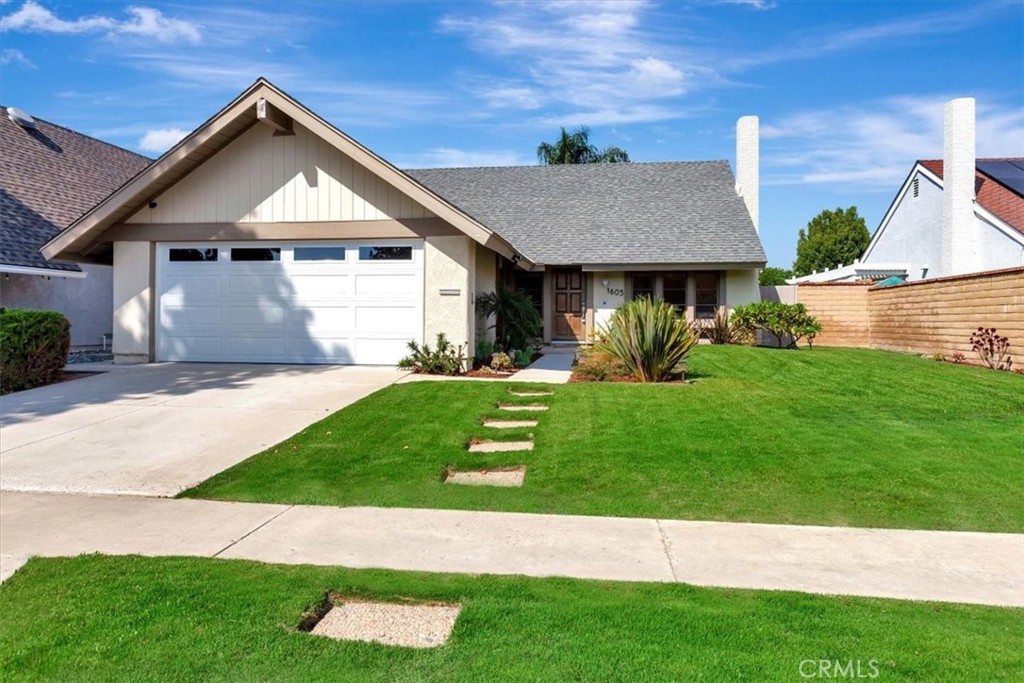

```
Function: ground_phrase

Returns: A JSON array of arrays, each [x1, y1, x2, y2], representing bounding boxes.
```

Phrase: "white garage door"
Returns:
[[156, 240, 423, 365]]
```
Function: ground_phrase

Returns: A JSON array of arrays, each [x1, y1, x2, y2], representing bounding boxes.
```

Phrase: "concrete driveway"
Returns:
[[0, 363, 405, 496]]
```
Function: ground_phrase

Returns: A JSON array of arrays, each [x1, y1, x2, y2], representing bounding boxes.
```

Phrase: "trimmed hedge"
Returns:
[[0, 307, 71, 394]]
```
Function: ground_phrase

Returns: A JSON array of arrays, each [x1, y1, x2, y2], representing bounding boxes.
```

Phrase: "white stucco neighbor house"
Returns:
[[791, 98, 1024, 284], [0, 106, 150, 350], [43, 79, 766, 366]]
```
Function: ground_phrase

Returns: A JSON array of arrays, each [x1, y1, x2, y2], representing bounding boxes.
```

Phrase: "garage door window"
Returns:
[[295, 246, 347, 261], [169, 248, 218, 262], [359, 246, 412, 261], [231, 247, 281, 262]]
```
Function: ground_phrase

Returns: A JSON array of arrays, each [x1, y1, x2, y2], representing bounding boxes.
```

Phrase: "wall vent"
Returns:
[[912, 176, 919, 197]]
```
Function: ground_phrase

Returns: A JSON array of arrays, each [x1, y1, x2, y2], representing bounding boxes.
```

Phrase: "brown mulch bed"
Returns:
[[465, 352, 543, 378]]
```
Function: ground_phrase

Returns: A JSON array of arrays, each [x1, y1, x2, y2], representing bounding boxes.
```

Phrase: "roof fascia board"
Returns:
[[580, 261, 765, 272], [0, 264, 87, 278], [248, 83, 531, 265], [975, 205, 1024, 244], [42, 83, 267, 260], [862, 163, 939, 261], [43, 78, 534, 268]]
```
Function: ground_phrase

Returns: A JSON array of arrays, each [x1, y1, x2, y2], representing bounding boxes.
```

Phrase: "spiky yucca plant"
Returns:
[[596, 298, 698, 382]]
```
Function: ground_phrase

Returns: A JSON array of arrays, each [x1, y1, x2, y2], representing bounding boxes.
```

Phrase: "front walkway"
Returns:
[[2, 491, 1020, 607]]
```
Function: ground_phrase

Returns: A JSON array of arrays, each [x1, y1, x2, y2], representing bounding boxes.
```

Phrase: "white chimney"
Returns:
[[736, 115, 759, 233], [940, 98, 978, 276]]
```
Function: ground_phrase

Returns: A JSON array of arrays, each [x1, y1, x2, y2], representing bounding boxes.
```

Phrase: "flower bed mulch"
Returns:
[[463, 352, 543, 379]]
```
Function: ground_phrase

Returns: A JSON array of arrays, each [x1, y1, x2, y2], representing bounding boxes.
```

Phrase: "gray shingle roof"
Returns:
[[406, 161, 766, 266], [0, 110, 151, 272]]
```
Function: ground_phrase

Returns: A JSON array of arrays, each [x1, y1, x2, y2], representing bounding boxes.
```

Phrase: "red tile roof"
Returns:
[[917, 158, 1024, 234]]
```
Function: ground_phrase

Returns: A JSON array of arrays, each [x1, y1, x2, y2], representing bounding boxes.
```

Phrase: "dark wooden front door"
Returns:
[[553, 269, 584, 341]]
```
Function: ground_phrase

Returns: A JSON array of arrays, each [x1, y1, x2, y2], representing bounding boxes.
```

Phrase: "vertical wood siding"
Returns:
[[127, 123, 435, 224]]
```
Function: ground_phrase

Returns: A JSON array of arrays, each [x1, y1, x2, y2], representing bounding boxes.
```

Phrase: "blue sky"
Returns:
[[2, 0, 1022, 267]]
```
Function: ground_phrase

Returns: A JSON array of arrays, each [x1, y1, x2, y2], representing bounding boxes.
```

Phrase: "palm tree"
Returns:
[[536, 126, 629, 165]]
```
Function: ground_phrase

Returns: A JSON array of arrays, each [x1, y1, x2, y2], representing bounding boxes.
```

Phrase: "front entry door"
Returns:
[[553, 268, 585, 341]]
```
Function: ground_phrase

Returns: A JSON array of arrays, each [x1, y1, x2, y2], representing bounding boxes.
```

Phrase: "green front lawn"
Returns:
[[184, 346, 1024, 532], [2, 555, 1020, 681]]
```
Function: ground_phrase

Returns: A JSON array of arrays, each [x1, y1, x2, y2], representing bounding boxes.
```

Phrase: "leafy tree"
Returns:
[[758, 266, 793, 286], [792, 207, 871, 277], [537, 126, 629, 165]]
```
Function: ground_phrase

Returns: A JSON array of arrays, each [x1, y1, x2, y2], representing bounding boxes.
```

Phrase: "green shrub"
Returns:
[[0, 308, 71, 394], [475, 285, 542, 351], [512, 349, 533, 368], [701, 309, 751, 345], [397, 333, 466, 375], [474, 339, 494, 365], [572, 349, 629, 382], [596, 298, 698, 382], [731, 301, 823, 349], [489, 352, 514, 371]]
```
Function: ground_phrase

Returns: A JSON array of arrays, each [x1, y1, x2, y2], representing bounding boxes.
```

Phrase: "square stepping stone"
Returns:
[[445, 467, 525, 487], [509, 390, 553, 397], [309, 599, 461, 648], [468, 440, 534, 453], [482, 419, 538, 429], [498, 403, 548, 412]]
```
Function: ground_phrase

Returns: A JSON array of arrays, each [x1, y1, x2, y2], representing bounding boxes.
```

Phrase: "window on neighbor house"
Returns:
[[631, 273, 654, 300], [662, 272, 687, 313], [695, 272, 719, 319]]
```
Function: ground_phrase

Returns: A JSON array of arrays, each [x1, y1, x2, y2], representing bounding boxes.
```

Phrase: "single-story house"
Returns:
[[791, 98, 1024, 284], [0, 106, 151, 349], [44, 79, 766, 366]]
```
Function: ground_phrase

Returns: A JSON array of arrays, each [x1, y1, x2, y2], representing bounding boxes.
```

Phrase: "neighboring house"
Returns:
[[0, 107, 151, 349], [792, 98, 1024, 284], [44, 79, 766, 366]]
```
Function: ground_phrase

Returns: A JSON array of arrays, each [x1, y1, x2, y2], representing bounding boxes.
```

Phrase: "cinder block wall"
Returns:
[[794, 267, 1024, 364], [795, 283, 871, 347], [868, 267, 1023, 360]]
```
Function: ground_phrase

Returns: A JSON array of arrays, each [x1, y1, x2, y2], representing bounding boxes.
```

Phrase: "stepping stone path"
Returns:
[[498, 403, 548, 412], [468, 440, 534, 453], [482, 419, 538, 429], [310, 599, 461, 648], [445, 467, 526, 488], [437, 389, 553, 488]]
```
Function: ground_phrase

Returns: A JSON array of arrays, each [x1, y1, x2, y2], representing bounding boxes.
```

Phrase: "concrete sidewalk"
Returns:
[[2, 491, 1021, 607]]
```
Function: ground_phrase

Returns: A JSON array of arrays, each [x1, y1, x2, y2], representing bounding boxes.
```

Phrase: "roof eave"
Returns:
[[42, 78, 534, 268]]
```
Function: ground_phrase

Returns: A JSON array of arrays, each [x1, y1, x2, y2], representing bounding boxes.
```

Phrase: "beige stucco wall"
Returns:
[[474, 243, 497, 348], [112, 241, 152, 364], [724, 269, 760, 311], [126, 123, 435, 225], [591, 271, 625, 337], [424, 235, 475, 359]]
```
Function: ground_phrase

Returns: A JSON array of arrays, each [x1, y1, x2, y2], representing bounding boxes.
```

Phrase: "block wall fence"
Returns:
[[794, 266, 1024, 363]]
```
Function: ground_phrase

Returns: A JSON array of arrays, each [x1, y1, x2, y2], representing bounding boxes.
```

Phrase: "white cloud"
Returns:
[[440, 0, 701, 126], [0, 47, 33, 67], [395, 147, 531, 169], [138, 127, 188, 153], [716, 0, 777, 9], [1, 1, 200, 44], [762, 96, 1024, 189]]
